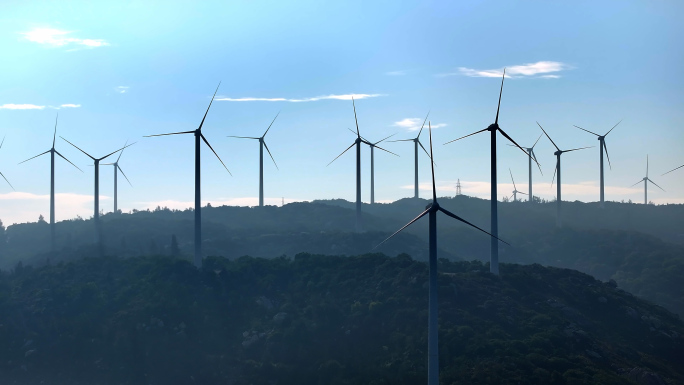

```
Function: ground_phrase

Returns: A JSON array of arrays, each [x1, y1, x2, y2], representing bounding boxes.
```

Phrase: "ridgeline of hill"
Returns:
[[1, 197, 683, 317], [0, 254, 682, 384]]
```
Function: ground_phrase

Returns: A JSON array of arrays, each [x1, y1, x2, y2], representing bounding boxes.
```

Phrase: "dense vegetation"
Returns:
[[1, 253, 682, 384], [2, 198, 683, 317]]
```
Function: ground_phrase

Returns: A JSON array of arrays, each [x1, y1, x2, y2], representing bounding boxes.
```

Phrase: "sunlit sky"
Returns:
[[1, 0, 683, 225]]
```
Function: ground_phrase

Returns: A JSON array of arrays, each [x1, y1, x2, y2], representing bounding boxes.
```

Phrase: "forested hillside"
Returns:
[[1, 254, 682, 384]]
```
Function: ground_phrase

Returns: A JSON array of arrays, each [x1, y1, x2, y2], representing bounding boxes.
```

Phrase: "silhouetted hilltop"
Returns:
[[1, 198, 684, 316], [1, 254, 682, 384]]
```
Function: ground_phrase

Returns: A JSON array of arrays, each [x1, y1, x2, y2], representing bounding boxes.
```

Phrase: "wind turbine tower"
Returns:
[[444, 69, 533, 275], [537, 122, 592, 227], [60, 137, 132, 247], [388, 113, 430, 199], [145, 83, 231, 267], [101, 140, 133, 213], [377, 123, 506, 385], [631, 155, 665, 204], [574, 120, 621, 208], [328, 98, 376, 232], [228, 112, 280, 207], [19, 115, 82, 253]]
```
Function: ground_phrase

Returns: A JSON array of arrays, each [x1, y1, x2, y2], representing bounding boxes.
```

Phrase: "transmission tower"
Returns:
[[455, 179, 462, 197]]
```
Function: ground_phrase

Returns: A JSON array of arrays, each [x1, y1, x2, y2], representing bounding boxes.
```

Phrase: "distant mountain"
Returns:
[[0, 254, 682, 384]]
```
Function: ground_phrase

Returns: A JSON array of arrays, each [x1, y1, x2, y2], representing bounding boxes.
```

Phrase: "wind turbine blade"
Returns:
[[374, 208, 430, 249], [494, 68, 505, 125], [439, 207, 509, 245], [629, 180, 643, 188], [518, 191, 528, 195], [418, 140, 431, 159], [0, 136, 4, 149], [646, 155, 649, 178], [604, 119, 622, 136], [603, 141, 612, 170], [53, 113, 58, 148], [198, 82, 221, 132], [429, 122, 436, 202], [18, 150, 50, 165], [263, 111, 280, 137], [536, 122, 560, 151], [100, 142, 136, 161], [532, 149, 543, 175], [647, 178, 665, 192], [55, 150, 83, 172], [346, 127, 357, 136], [563, 146, 594, 153], [327, 142, 356, 166], [509, 168, 517, 190], [532, 133, 543, 148], [662, 164, 684, 176], [573, 125, 600, 136], [0, 171, 14, 190], [416, 111, 430, 139], [498, 127, 539, 167], [374, 132, 397, 145], [263, 141, 279, 170], [387, 139, 415, 142], [360, 139, 373, 146], [374, 145, 400, 157], [200, 134, 232, 175], [116, 139, 130, 163], [60, 137, 96, 160], [551, 161, 557, 187], [118, 165, 133, 187], [227, 136, 260, 139], [352, 97, 360, 137], [144, 130, 195, 138], [443, 128, 488, 145]]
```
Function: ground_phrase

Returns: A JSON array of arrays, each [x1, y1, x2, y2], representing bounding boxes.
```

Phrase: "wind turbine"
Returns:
[[537, 122, 592, 227], [443, 69, 532, 275], [101, 140, 133, 213], [508, 169, 527, 202], [327, 97, 373, 232], [60, 137, 133, 247], [346, 128, 399, 204], [631, 155, 665, 204], [0, 136, 15, 191], [144, 83, 231, 267], [18, 114, 82, 253], [376, 123, 507, 385], [228, 112, 280, 207], [574, 120, 622, 208], [388, 112, 430, 199], [507, 133, 543, 203]]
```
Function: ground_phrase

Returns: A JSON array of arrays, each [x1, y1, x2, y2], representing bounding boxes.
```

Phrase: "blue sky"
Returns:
[[1, 0, 683, 224]]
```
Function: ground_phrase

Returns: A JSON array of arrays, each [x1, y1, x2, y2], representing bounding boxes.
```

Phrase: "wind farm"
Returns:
[[1, 2, 683, 384]]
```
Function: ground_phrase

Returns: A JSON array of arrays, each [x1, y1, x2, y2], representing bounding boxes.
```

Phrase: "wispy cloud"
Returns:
[[0, 104, 45, 110], [393, 118, 446, 131], [1, 103, 80, 110], [116, 86, 129, 94], [0, 192, 109, 225], [216, 93, 384, 102], [21, 28, 110, 48], [438, 61, 570, 79], [385, 70, 406, 76]]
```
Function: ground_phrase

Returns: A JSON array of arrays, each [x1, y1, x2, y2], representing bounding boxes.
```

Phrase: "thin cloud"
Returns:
[[21, 28, 109, 48], [385, 70, 406, 76], [59, 104, 81, 108], [216, 93, 384, 102], [0, 104, 45, 110], [438, 61, 570, 79], [116, 86, 129, 94], [393, 118, 446, 131]]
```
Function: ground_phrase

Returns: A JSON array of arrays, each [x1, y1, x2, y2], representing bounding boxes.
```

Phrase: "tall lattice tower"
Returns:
[[455, 179, 462, 197]]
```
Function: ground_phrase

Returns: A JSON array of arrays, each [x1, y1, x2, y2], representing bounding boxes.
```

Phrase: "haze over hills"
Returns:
[[1, 196, 683, 317]]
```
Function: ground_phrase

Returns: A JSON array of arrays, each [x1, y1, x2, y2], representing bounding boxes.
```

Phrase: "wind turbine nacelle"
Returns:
[[554, 150, 562, 156]]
